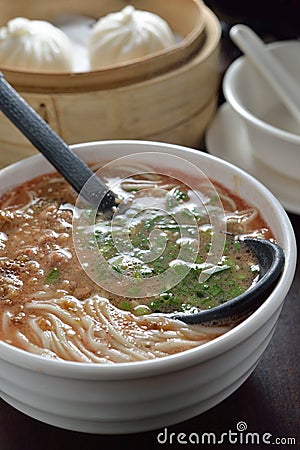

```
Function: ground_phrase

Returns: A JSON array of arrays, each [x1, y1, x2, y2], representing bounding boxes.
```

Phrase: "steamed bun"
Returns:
[[0, 17, 73, 72], [88, 6, 176, 69]]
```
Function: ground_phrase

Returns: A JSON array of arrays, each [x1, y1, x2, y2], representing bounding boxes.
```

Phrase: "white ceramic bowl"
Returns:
[[0, 140, 296, 434], [223, 40, 300, 181]]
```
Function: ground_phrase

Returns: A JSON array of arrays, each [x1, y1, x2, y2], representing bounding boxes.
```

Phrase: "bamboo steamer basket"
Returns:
[[1, 0, 207, 89], [0, 2, 221, 168]]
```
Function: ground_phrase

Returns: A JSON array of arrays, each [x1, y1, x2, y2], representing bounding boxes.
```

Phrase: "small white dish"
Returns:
[[205, 103, 300, 215]]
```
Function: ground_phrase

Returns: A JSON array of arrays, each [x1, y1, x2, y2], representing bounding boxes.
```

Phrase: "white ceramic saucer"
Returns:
[[205, 103, 300, 215]]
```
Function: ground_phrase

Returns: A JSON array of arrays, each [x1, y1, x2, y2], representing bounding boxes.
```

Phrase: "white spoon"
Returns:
[[230, 24, 300, 122]]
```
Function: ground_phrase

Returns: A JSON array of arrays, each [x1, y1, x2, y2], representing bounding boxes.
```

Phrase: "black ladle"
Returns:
[[0, 72, 117, 212], [172, 237, 285, 325], [0, 73, 285, 325]]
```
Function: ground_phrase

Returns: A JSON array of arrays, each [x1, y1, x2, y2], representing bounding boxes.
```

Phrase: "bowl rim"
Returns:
[[223, 40, 300, 144], [0, 140, 296, 378]]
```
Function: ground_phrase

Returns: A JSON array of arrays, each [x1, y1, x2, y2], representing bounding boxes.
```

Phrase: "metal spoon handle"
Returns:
[[0, 72, 116, 211]]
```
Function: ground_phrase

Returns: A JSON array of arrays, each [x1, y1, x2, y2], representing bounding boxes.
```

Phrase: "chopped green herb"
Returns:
[[209, 195, 219, 204], [228, 286, 245, 297], [133, 305, 152, 316], [118, 301, 132, 311], [112, 265, 122, 274], [233, 242, 241, 251], [45, 267, 60, 284], [167, 188, 189, 209]]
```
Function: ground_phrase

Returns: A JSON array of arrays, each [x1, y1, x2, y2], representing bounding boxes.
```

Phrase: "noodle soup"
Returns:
[[0, 141, 295, 434], [0, 163, 274, 364]]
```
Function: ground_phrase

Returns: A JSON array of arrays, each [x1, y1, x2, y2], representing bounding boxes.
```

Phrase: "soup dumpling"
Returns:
[[88, 5, 176, 69], [0, 17, 73, 72]]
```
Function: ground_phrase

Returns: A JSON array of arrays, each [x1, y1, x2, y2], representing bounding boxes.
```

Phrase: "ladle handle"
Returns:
[[230, 25, 300, 122], [0, 72, 116, 211]]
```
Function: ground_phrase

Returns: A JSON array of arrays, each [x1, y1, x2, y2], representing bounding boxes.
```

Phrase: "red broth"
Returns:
[[0, 168, 273, 363]]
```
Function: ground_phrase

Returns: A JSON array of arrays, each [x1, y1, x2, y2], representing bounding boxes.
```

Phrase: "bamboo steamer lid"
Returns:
[[0, 2, 221, 168]]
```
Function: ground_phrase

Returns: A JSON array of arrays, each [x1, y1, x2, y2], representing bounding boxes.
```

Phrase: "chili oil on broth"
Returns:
[[0, 166, 273, 364]]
